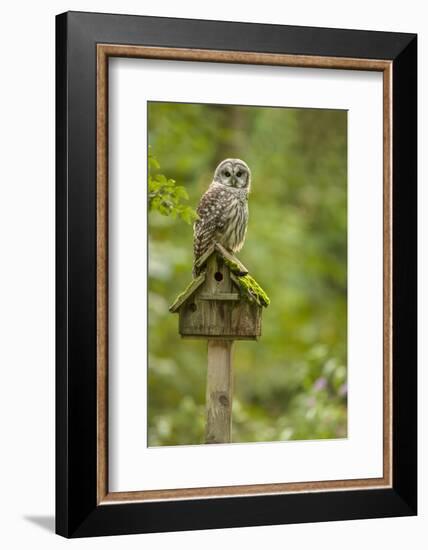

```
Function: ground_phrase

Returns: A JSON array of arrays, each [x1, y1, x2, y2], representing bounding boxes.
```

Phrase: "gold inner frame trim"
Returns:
[[96, 44, 393, 505]]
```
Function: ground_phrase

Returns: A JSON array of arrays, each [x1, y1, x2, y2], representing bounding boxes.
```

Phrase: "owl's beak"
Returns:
[[231, 176, 237, 187]]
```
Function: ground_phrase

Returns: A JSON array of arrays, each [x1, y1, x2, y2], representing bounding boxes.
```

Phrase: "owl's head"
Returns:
[[213, 159, 251, 191]]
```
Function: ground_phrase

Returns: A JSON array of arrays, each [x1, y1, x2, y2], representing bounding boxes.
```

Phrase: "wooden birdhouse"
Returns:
[[169, 243, 269, 340]]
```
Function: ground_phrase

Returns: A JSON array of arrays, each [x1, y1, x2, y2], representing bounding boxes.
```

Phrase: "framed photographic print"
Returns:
[[56, 11, 417, 538]]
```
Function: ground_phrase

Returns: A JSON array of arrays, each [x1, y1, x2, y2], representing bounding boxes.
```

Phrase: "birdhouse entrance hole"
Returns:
[[214, 271, 223, 282]]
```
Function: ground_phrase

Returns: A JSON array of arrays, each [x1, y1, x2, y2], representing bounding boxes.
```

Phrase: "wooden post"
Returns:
[[169, 247, 268, 444], [205, 339, 234, 444]]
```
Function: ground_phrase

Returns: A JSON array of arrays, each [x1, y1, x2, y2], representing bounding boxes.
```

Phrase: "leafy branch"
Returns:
[[148, 149, 197, 225]]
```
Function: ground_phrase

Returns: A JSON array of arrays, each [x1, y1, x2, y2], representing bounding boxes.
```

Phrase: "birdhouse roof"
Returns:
[[169, 243, 270, 312], [194, 242, 249, 276]]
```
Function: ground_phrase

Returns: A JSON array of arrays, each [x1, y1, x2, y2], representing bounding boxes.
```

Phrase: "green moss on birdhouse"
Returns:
[[224, 258, 270, 307], [170, 245, 269, 316], [232, 273, 270, 307], [224, 258, 246, 276]]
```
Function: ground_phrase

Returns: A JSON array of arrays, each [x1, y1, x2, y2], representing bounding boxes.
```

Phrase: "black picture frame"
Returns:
[[56, 11, 417, 538]]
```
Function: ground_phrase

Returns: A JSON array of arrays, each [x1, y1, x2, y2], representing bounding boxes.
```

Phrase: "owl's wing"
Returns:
[[193, 184, 225, 266]]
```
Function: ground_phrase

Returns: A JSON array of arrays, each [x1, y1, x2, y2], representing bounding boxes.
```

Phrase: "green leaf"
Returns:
[[147, 148, 197, 224]]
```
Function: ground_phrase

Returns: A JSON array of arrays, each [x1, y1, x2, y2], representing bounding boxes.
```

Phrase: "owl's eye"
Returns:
[[236, 171, 242, 178], [224, 171, 231, 177]]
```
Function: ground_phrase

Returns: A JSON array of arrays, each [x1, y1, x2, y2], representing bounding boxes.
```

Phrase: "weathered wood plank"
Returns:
[[198, 292, 240, 301], [169, 273, 205, 312], [193, 243, 216, 271], [205, 340, 234, 444], [215, 243, 248, 275], [194, 242, 248, 276]]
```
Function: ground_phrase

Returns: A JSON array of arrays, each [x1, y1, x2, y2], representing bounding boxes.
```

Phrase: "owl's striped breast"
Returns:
[[219, 194, 248, 253], [193, 182, 249, 266]]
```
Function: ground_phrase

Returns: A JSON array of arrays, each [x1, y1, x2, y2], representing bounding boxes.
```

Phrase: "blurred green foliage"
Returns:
[[148, 102, 347, 446], [148, 147, 197, 224]]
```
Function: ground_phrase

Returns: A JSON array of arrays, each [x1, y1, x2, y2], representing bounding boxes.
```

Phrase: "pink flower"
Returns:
[[313, 377, 327, 392]]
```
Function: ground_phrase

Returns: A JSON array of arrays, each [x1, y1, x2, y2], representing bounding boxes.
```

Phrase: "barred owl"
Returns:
[[193, 159, 251, 275]]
